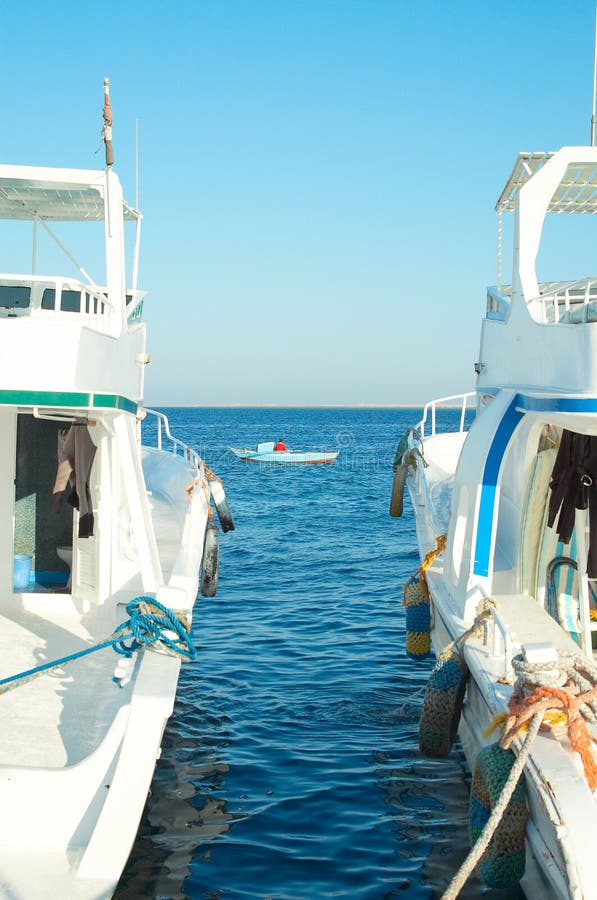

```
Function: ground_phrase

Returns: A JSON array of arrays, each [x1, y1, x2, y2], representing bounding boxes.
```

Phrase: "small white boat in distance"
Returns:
[[392, 144, 597, 899], [0, 81, 233, 899], [230, 441, 339, 465]]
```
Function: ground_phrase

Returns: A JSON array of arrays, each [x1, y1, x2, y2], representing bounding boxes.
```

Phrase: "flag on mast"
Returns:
[[102, 77, 114, 167]]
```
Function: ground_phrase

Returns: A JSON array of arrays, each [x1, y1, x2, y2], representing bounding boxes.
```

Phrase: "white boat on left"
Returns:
[[0, 79, 234, 899]]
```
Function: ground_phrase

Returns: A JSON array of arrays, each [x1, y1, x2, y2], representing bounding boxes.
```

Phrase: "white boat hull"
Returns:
[[0, 132, 233, 896], [393, 146, 597, 899], [230, 446, 339, 464], [404, 403, 597, 900]]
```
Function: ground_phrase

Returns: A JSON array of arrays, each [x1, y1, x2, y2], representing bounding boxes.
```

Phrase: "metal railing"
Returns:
[[141, 408, 203, 472], [487, 279, 597, 325], [533, 276, 597, 324], [416, 392, 476, 440], [0, 274, 145, 334]]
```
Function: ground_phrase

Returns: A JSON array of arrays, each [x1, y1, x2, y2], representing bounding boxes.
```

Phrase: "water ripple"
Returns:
[[115, 409, 523, 900]]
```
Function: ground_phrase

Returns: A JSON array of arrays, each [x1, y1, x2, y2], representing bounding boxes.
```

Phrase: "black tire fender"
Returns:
[[200, 521, 219, 597]]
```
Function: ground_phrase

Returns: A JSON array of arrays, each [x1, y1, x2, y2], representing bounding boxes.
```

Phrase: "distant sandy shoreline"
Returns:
[[148, 403, 472, 409]]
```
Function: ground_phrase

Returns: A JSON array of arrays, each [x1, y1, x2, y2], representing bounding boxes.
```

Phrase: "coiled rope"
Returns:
[[443, 645, 597, 897], [501, 649, 597, 788], [0, 597, 196, 697]]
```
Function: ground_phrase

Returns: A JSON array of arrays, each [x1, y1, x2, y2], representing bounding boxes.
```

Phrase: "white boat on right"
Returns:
[[392, 149, 597, 895]]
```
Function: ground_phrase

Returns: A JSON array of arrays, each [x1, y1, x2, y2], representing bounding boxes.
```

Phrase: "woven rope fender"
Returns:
[[419, 645, 468, 757], [402, 535, 446, 661], [403, 576, 431, 660], [469, 743, 527, 889]]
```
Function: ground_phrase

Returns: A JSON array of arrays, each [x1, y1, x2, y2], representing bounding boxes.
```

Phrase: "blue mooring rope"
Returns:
[[0, 596, 196, 696]]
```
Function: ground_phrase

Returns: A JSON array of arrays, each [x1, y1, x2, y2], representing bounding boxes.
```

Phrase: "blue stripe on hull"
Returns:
[[472, 393, 597, 578], [474, 397, 523, 576]]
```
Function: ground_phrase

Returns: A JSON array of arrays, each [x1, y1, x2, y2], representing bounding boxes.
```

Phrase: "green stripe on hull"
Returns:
[[0, 390, 137, 414]]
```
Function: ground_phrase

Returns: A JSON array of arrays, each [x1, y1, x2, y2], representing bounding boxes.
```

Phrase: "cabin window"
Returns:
[[60, 290, 81, 312], [0, 285, 30, 310], [41, 288, 55, 310], [40, 289, 82, 312]]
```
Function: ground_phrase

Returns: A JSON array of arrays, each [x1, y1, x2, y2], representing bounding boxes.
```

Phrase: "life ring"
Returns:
[[469, 743, 527, 889], [419, 646, 468, 757], [200, 521, 219, 597]]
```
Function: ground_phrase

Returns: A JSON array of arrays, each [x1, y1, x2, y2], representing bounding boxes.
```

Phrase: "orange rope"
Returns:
[[417, 534, 447, 599], [420, 534, 447, 573], [185, 476, 211, 510], [502, 683, 597, 790]]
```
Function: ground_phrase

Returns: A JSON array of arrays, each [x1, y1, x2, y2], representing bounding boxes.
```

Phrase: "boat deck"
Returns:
[[0, 488, 183, 770], [0, 598, 133, 768]]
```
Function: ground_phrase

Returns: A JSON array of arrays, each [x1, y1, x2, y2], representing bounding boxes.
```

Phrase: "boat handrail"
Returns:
[[416, 392, 476, 440], [530, 276, 597, 324], [0, 273, 120, 332], [0, 273, 146, 331], [0, 272, 116, 308], [141, 408, 204, 473], [486, 278, 597, 325], [488, 602, 513, 678]]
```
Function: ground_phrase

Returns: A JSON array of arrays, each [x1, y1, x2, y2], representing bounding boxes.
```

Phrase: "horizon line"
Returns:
[[145, 402, 472, 409]]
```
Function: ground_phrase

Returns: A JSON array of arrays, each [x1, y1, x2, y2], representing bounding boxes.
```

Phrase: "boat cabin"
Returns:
[[416, 147, 597, 660], [0, 165, 172, 611], [478, 147, 597, 393]]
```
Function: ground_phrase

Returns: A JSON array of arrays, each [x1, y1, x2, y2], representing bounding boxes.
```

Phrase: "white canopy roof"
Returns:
[[0, 164, 139, 222], [496, 150, 597, 214]]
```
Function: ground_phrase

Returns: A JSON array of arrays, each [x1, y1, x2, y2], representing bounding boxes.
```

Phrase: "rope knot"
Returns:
[[114, 596, 196, 661], [501, 651, 597, 790]]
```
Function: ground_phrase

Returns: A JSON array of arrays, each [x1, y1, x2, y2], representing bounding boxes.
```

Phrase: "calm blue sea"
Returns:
[[114, 407, 521, 900]]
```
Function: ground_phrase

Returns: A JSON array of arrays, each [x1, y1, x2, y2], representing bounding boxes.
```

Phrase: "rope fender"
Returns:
[[442, 712, 542, 900], [469, 744, 528, 889], [0, 596, 196, 697], [419, 601, 494, 759], [403, 534, 446, 660], [443, 646, 597, 897], [419, 646, 469, 758]]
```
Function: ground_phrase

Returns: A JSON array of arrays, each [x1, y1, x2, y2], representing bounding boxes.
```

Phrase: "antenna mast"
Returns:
[[135, 119, 139, 209], [591, 3, 597, 147]]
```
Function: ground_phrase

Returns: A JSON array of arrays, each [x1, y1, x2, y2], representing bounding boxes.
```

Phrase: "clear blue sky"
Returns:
[[0, 0, 595, 405]]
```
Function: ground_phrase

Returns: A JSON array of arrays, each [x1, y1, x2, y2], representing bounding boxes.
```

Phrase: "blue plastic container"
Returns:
[[13, 554, 32, 590]]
